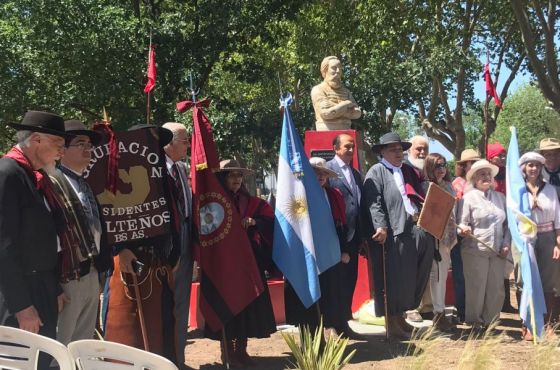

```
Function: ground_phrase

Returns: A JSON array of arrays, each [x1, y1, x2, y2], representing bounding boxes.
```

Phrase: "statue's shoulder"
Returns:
[[311, 82, 327, 96]]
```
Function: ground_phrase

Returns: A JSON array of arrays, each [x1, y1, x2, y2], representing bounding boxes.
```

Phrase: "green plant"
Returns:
[[281, 321, 356, 370]]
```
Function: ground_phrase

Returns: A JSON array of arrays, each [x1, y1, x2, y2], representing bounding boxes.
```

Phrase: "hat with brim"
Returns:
[[457, 148, 481, 163], [371, 132, 412, 153], [64, 120, 104, 146], [538, 138, 560, 152], [309, 157, 338, 178], [218, 159, 254, 175], [466, 159, 499, 183], [128, 124, 173, 147], [7, 111, 73, 139], [519, 152, 545, 166]]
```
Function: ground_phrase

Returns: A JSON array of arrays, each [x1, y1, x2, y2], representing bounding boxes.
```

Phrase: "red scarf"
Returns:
[[4, 146, 82, 281]]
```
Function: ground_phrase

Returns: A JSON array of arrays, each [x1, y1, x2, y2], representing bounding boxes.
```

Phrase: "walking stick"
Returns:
[[221, 329, 230, 369], [381, 241, 390, 342], [130, 271, 150, 352]]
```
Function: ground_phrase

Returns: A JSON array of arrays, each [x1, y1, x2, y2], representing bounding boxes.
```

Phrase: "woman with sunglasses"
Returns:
[[422, 153, 457, 332]]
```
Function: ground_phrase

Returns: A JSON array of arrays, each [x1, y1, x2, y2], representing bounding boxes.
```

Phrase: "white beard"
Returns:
[[409, 157, 425, 170]]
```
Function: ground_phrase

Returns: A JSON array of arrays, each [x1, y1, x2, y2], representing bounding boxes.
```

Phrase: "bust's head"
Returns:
[[320, 56, 342, 88]]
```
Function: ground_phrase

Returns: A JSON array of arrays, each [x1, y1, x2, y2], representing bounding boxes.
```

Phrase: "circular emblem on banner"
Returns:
[[198, 192, 233, 247], [200, 202, 225, 235]]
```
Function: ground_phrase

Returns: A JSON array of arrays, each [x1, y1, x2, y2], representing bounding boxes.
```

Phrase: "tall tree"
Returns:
[[511, 0, 560, 113]]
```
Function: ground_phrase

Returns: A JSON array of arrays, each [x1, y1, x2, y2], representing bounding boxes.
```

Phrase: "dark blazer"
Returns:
[[0, 158, 61, 314], [326, 157, 364, 245], [52, 168, 113, 274], [362, 162, 418, 237]]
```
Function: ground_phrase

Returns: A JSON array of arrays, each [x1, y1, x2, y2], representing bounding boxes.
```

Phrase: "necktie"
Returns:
[[172, 163, 186, 218]]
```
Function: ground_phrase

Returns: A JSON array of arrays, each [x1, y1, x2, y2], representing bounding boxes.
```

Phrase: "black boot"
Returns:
[[502, 279, 516, 313], [235, 338, 256, 366]]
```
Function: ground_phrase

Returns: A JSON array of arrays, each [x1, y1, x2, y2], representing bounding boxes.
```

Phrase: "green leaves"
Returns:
[[281, 321, 356, 370]]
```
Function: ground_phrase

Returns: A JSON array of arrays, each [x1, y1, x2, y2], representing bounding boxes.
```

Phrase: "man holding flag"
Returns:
[[273, 94, 342, 330]]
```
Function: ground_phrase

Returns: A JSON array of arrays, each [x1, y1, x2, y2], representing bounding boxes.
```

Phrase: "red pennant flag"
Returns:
[[179, 99, 264, 332], [143, 45, 156, 93], [484, 63, 502, 109]]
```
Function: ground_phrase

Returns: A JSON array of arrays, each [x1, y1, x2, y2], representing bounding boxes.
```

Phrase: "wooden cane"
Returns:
[[381, 241, 390, 342], [221, 329, 230, 369], [130, 271, 150, 352]]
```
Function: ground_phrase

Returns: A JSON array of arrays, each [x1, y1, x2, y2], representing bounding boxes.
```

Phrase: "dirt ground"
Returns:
[[182, 310, 545, 370]]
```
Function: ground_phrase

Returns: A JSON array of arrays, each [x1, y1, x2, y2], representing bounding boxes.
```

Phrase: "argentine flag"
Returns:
[[272, 93, 341, 308], [506, 127, 545, 339]]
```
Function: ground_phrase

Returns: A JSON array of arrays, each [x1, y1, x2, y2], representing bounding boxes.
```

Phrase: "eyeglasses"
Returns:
[[435, 163, 447, 169], [68, 142, 94, 150]]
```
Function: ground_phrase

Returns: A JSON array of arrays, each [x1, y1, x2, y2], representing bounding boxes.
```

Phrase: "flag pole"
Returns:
[[189, 71, 199, 103], [529, 297, 538, 345], [146, 32, 152, 125], [483, 51, 490, 158], [221, 330, 231, 369]]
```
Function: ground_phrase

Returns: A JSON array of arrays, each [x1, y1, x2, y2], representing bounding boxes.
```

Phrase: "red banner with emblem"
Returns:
[[178, 99, 264, 331]]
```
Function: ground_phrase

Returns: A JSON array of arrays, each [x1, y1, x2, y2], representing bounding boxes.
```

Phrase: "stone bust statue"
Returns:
[[311, 56, 362, 131]]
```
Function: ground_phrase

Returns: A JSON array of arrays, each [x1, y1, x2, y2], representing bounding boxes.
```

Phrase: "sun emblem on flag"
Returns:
[[200, 202, 225, 235], [286, 196, 308, 220]]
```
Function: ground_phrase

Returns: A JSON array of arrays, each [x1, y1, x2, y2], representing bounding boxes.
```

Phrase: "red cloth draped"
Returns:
[[143, 45, 156, 93], [93, 122, 118, 193], [484, 63, 502, 109], [178, 99, 263, 332]]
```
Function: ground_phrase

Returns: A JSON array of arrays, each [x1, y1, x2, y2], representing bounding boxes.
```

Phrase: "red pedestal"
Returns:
[[304, 129, 365, 173]]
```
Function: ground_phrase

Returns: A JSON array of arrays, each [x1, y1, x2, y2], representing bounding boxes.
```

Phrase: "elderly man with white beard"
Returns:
[[406, 136, 429, 172]]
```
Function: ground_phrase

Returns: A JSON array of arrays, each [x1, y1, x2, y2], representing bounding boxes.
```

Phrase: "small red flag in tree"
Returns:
[[484, 63, 502, 109], [143, 45, 156, 93]]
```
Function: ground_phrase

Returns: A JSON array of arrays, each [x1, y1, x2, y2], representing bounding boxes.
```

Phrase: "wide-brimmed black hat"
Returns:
[[128, 124, 173, 147], [371, 132, 412, 153], [7, 111, 73, 139], [64, 120, 104, 146]]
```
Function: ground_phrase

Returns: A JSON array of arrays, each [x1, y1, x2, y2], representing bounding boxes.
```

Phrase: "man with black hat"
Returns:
[[0, 111, 70, 345], [47, 120, 113, 346], [362, 132, 435, 339]]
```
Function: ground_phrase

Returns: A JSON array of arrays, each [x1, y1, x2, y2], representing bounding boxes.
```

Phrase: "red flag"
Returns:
[[484, 63, 502, 109], [179, 99, 264, 332], [143, 45, 156, 93]]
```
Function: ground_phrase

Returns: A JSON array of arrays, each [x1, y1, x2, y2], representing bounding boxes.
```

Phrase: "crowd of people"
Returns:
[[1, 110, 560, 369]]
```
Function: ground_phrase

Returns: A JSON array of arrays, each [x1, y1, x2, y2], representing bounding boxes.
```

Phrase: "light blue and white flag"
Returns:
[[272, 93, 341, 308], [506, 127, 545, 339]]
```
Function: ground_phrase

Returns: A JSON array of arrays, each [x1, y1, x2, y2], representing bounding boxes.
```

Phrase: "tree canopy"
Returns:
[[1, 0, 557, 165]]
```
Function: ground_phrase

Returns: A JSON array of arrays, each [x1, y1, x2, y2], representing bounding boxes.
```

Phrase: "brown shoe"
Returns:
[[521, 325, 534, 341], [433, 313, 455, 333], [387, 316, 410, 340], [396, 315, 415, 333]]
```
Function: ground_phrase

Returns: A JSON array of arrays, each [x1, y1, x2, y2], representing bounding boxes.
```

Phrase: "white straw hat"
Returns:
[[465, 159, 499, 183]]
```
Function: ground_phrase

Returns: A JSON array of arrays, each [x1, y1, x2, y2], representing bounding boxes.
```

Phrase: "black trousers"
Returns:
[[371, 226, 435, 316], [338, 237, 360, 327]]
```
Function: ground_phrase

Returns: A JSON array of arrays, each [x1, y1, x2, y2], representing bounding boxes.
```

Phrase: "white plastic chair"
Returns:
[[68, 340, 178, 370], [0, 325, 74, 370]]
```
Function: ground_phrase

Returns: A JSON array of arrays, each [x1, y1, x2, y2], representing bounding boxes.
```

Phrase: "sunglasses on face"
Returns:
[[435, 163, 447, 169]]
